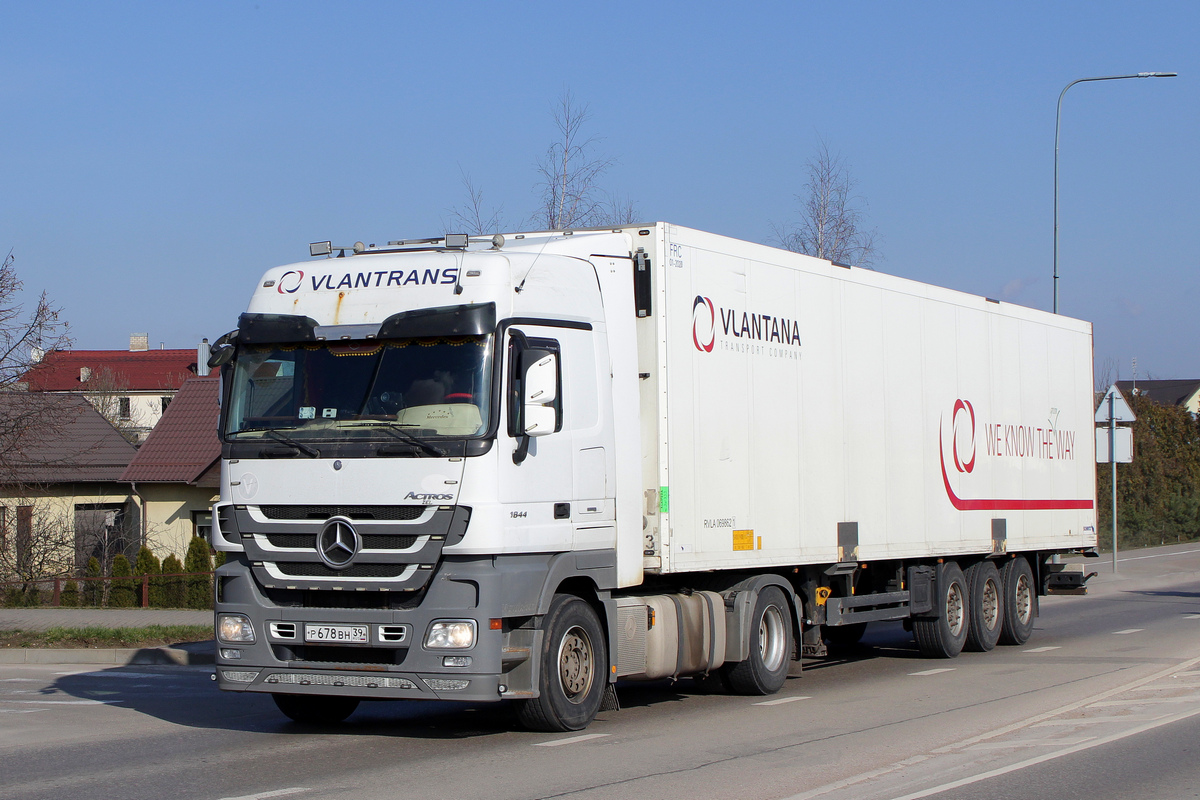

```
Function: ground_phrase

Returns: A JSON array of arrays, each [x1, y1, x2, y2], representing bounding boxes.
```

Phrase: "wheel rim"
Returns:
[[946, 581, 965, 637], [759, 604, 787, 672], [981, 578, 1000, 631], [557, 625, 594, 703], [1014, 574, 1033, 625]]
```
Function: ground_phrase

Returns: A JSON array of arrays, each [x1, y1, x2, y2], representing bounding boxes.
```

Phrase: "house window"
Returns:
[[118, 397, 132, 420], [16, 506, 32, 573], [161, 396, 171, 414], [192, 510, 212, 542]]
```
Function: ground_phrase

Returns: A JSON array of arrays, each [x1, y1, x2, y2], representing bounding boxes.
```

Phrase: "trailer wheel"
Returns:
[[272, 693, 360, 725], [516, 594, 608, 732], [724, 586, 792, 695], [998, 556, 1037, 645], [913, 562, 968, 658], [963, 561, 1003, 652]]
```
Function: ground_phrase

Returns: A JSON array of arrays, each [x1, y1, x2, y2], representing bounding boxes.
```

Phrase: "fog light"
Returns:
[[221, 670, 259, 683], [424, 620, 475, 649], [217, 613, 255, 644], [220, 648, 243, 660], [442, 655, 472, 667]]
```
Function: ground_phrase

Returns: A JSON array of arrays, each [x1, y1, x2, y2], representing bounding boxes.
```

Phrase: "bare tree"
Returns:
[[533, 91, 615, 230], [0, 251, 72, 481], [772, 142, 879, 268], [444, 167, 506, 236], [0, 498, 75, 583], [1094, 356, 1118, 393], [81, 367, 141, 444]]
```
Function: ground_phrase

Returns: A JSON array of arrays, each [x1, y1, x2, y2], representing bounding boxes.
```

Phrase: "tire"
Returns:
[[998, 556, 1037, 645], [824, 622, 868, 651], [272, 693, 360, 724], [724, 586, 792, 695], [913, 562, 969, 658], [516, 594, 608, 732], [963, 561, 1003, 652]]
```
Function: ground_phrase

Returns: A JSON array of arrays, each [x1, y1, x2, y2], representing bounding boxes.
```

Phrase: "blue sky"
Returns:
[[3, 2, 1196, 382]]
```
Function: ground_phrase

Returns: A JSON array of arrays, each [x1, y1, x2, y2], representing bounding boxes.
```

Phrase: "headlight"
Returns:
[[217, 613, 255, 644], [424, 620, 476, 649]]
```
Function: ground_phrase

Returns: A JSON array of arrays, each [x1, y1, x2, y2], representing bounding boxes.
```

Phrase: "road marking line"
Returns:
[[0, 708, 45, 714], [57, 671, 166, 680], [1184, 614, 1200, 620], [1024, 646, 1061, 653], [5, 699, 122, 705], [1118, 547, 1200, 562], [755, 696, 811, 706], [218, 789, 311, 800], [1129, 683, 1200, 691], [909, 668, 955, 676], [1112, 628, 1143, 635], [534, 733, 610, 747], [0, 678, 39, 683], [968, 735, 1095, 750], [781, 755, 931, 800], [1033, 714, 1169, 726], [1089, 694, 1200, 708], [874, 706, 1200, 800]]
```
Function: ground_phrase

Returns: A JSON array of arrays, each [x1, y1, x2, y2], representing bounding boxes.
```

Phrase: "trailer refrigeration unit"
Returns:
[[209, 223, 1098, 730]]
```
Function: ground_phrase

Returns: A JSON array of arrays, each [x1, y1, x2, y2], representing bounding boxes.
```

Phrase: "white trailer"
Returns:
[[209, 223, 1098, 731]]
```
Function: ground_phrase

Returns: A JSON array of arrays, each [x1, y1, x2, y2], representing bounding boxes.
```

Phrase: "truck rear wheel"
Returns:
[[272, 693, 360, 725], [913, 562, 968, 658], [724, 586, 792, 695], [516, 594, 608, 732], [998, 556, 1037, 645], [964, 561, 1003, 652]]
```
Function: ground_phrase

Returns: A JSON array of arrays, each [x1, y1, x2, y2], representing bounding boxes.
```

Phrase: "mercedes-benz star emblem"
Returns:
[[317, 517, 360, 569]]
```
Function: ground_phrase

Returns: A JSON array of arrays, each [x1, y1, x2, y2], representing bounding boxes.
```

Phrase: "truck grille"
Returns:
[[258, 505, 426, 521], [275, 562, 412, 579], [264, 533, 420, 550]]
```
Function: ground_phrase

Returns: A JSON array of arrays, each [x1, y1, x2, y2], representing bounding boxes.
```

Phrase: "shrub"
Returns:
[[160, 554, 185, 608], [135, 546, 162, 607], [59, 580, 80, 607], [83, 557, 104, 606], [109, 554, 136, 608], [184, 537, 213, 610], [3, 585, 23, 607]]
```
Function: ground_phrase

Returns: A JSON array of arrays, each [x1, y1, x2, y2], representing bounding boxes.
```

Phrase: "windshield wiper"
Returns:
[[340, 421, 445, 457], [262, 428, 321, 458]]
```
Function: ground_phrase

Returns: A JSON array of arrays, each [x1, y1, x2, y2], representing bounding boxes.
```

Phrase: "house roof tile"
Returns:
[[121, 376, 221, 485], [22, 349, 198, 392], [0, 394, 137, 485], [1114, 379, 1200, 409]]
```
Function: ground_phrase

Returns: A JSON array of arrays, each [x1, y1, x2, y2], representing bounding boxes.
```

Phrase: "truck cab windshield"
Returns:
[[223, 335, 492, 441]]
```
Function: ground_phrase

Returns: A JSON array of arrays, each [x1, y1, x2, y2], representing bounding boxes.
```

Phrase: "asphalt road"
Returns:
[[3, 544, 1199, 800]]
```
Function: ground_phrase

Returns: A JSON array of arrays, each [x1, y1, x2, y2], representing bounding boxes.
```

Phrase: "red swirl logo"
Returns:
[[951, 399, 976, 473], [277, 270, 305, 294], [692, 296, 715, 353]]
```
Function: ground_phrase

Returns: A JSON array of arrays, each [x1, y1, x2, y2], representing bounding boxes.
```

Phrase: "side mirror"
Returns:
[[522, 351, 558, 437], [207, 330, 237, 368]]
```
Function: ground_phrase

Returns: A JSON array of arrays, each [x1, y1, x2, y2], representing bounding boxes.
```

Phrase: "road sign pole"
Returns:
[[1111, 395, 1118, 573]]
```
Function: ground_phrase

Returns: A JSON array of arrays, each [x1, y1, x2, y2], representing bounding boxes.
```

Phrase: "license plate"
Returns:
[[304, 624, 369, 644]]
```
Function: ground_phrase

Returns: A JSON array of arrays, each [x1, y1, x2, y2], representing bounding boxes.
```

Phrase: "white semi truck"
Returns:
[[209, 223, 1098, 731]]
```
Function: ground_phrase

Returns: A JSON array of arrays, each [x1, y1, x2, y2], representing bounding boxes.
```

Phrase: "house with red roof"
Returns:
[[0, 394, 139, 579], [121, 376, 221, 557], [23, 334, 204, 443]]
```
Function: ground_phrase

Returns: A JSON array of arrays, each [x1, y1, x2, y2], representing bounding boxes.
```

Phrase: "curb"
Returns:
[[0, 644, 215, 666]]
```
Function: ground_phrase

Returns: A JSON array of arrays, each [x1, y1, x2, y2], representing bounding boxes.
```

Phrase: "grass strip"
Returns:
[[0, 625, 213, 649]]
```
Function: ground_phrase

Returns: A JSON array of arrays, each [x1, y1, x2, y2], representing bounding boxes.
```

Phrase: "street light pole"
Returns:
[[1053, 72, 1176, 314]]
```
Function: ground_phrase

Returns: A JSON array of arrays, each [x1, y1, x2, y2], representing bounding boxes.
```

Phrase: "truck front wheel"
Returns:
[[272, 693, 360, 725], [724, 586, 792, 695], [516, 594, 608, 732], [913, 562, 969, 658]]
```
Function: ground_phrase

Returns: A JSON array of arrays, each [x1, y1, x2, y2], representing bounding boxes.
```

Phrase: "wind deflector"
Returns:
[[237, 313, 320, 344], [378, 302, 497, 339]]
